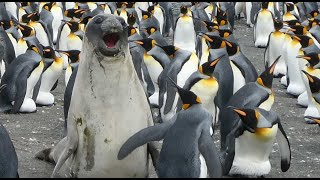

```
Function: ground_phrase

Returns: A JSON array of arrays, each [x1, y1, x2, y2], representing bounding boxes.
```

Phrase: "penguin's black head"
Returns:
[[42, 2, 53, 11], [307, 18, 320, 29], [17, 24, 35, 37], [290, 25, 307, 35], [155, 45, 178, 58], [225, 40, 239, 56], [232, 107, 258, 133], [80, 16, 93, 26], [297, 52, 320, 67], [261, 2, 269, 9], [127, 13, 136, 26], [133, 38, 156, 52], [128, 26, 137, 36], [27, 44, 40, 54], [257, 55, 281, 89], [292, 35, 313, 48], [180, 4, 188, 15], [199, 54, 225, 76], [65, 9, 87, 19], [64, 20, 81, 33], [115, 2, 127, 8], [56, 50, 81, 63], [20, 2, 30, 7], [202, 34, 226, 49], [85, 14, 128, 58], [285, 2, 295, 11], [283, 19, 301, 28], [274, 19, 283, 31], [141, 9, 152, 20], [126, 2, 135, 8], [301, 70, 320, 93], [310, 10, 319, 18], [144, 26, 158, 35], [216, 16, 228, 26], [21, 12, 33, 24], [0, 20, 14, 30], [147, 5, 155, 14], [218, 29, 233, 39], [201, 20, 219, 32], [30, 11, 40, 22], [167, 77, 201, 110], [42, 46, 55, 58]]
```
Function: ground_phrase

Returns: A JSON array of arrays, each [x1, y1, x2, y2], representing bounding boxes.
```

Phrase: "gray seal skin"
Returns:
[[35, 14, 154, 178]]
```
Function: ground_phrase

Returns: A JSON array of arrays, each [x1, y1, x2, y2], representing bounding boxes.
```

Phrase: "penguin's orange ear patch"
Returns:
[[233, 109, 246, 116], [182, 104, 190, 110], [196, 96, 201, 103], [255, 110, 260, 120]]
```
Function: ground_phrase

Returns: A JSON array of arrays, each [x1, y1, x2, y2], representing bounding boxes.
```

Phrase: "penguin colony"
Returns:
[[0, 1, 319, 178]]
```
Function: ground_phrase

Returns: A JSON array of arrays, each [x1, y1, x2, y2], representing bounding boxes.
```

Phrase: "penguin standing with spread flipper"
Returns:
[[118, 77, 223, 178]]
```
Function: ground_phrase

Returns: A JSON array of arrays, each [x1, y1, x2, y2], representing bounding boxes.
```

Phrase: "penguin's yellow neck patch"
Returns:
[[254, 125, 277, 140], [200, 76, 217, 87], [182, 104, 190, 110]]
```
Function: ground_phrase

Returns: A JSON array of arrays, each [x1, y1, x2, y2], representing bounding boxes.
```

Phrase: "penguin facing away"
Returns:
[[221, 107, 291, 177], [118, 77, 223, 178]]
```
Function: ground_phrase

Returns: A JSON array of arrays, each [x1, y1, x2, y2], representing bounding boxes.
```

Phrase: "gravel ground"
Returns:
[[1, 18, 319, 178]]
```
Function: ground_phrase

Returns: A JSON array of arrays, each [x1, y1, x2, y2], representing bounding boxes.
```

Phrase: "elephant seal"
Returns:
[[35, 14, 154, 178]]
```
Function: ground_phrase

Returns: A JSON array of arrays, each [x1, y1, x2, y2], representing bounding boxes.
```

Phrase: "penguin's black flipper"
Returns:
[[11, 68, 29, 114], [118, 115, 176, 160], [51, 79, 58, 91], [147, 142, 160, 169], [199, 128, 223, 178], [141, 62, 155, 97], [32, 74, 42, 102], [276, 121, 291, 172]]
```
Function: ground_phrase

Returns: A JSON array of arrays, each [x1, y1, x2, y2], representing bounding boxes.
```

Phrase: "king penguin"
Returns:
[[64, 20, 83, 51], [148, 3, 166, 35], [221, 107, 291, 177], [0, 45, 44, 113], [254, 2, 275, 48], [35, 46, 64, 106], [220, 56, 281, 152], [177, 55, 222, 127], [28, 11, 53, 47], [264, 19, 287, 77], [55, 49, 80, 87], [173, 4, 196, 53], [143, 26, 168, 46], [118, 77, 223, 178]]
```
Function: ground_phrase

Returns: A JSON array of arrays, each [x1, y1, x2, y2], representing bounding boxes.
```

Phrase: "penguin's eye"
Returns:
[[94, 16, 103, 24]]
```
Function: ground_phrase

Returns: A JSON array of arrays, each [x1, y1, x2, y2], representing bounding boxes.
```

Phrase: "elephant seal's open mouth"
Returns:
[[85, 14, 128, 57]]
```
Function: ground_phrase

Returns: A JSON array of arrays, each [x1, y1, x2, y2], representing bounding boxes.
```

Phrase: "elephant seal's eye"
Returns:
[[95, 17, 103, 24]]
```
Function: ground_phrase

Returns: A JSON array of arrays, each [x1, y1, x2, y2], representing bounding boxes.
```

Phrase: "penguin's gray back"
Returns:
[[0, 123, 18, 178]]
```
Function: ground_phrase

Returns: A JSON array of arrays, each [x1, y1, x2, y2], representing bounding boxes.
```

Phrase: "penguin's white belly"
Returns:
[[258, 93, 274, 111], [199, 48, 209, 66], [18, 9, 26, 23], [199, 154, 208, 178], [254, 10, 275, 47], [65, 65, 72, 86], [16, 39, 28, 57], [32, 23, 50, 46], [245, 2, 253, 26], [1, 59, 5, 79], [190, 78, 218, 124], [51, 6, 64, 43], [286, 43, 307, 96], [174, 16, 196, 53], [154, 8, 164, 34], [119, 12, 128, 24], [161, 92, 179, 122], [177, 59, 198, 87], [230, 61, 245, 94], [205, 5, 213, 20], [67, 34, 82, 51], [104, 7, 112, 14], [20, 61, 44, 112], [144, 55, 162, 92], [59, 25, 71, 50], [36, 62, 63, 105], [266, 32, 286, 76], [229, 124, 278, 176]]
